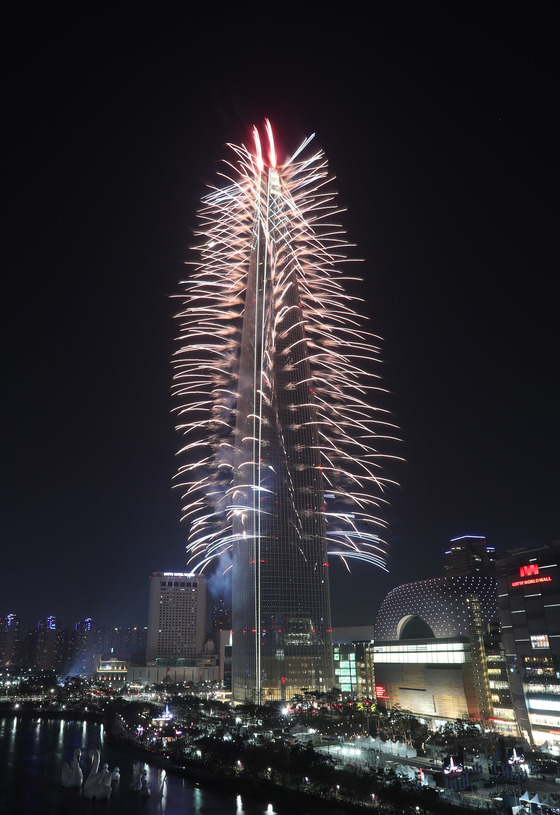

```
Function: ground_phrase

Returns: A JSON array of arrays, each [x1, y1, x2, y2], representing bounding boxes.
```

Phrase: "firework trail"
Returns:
[[172, 122, 399, 579]]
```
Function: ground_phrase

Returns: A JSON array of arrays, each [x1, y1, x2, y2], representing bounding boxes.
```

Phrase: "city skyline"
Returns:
[[3, 5, 558, 630]]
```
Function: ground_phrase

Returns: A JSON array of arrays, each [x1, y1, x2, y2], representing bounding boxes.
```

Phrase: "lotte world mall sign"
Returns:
[[511, 563, 552, 588]]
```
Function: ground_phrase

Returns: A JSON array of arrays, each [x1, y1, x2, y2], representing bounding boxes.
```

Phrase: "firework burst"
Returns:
[[172, 122, 399, 578]]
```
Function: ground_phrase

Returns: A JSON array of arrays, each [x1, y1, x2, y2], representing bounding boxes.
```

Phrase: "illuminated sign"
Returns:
[[511, 564, 552, 586], [511, 576, 552, 587], [375, 685, 389, 698], [520, 564, 539, 577], [163, 572, 195, 577]]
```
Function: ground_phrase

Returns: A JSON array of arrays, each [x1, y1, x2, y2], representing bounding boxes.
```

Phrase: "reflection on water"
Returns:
[[0, 717, 306, 815]]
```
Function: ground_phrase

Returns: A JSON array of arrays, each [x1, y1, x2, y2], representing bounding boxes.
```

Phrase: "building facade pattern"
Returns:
[[146, 572, 206, 663], [375, 576, 498, 640], [374, 576, 500, 724]]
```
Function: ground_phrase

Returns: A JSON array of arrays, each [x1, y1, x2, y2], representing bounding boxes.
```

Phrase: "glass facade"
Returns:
[[373, 640, 469, 664], [231, 167, 334, 703], [333, 643, 369, 696], [173, 129, 393, 705]]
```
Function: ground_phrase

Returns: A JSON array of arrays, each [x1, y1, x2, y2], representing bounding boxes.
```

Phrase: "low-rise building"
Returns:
[[373, 575, 512, 728]]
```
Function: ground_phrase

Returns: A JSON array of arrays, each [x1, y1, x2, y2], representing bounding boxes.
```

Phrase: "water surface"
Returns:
[[0, 717, 298, 815]]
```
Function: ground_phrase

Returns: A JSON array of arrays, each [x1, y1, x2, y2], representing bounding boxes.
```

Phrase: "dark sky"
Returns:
[[3, 4, 558, 631]]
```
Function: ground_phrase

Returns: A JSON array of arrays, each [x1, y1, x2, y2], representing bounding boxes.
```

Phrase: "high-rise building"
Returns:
[[173, 124, 396, 702], [71, 617, 97, 675], [444, 535, 498, 576], [31, 616, 62, 672], [0, 614, 20, 667], [496, 543, 560, 747], [146, 572, 207, 663], [94, 625, 147, 665], [211, 596, 232, 633], [483, 618, 516, 732], [124, 626, 147, 665]]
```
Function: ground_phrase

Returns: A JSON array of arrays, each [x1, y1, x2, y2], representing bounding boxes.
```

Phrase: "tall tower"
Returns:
[[230, 163, 334, 701], [173, 123, 397, 703]]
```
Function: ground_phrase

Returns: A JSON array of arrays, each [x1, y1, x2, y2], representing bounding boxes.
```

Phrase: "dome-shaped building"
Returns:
[[373, 576, 499, 724]]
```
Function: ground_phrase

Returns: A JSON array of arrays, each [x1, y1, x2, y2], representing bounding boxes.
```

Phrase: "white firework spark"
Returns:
[[172, 122, 400, 576]]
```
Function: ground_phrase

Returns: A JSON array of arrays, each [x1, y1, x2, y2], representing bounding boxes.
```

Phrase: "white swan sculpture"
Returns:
[[83, 749, 112, 800], [111, 766, 121, 783], [61, 747, 83, 788]]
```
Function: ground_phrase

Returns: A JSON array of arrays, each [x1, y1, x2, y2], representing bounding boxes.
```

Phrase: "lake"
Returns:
[[0, 716, 306, 815]]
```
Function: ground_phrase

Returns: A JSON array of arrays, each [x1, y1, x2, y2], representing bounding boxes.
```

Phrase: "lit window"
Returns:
[[531, 635, 550, 649]]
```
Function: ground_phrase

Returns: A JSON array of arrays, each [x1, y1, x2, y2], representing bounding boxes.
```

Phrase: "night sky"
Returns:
[[3, 4, 558, 631]]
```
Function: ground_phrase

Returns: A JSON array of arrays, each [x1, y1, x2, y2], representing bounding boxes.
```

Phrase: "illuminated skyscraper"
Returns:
[[173, 123, 397, 702]]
